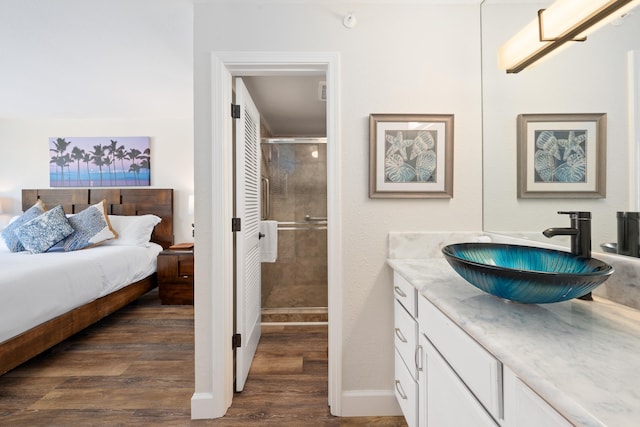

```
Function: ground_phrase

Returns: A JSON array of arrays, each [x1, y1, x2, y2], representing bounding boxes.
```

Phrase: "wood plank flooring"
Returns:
[[0, 289, 407, 426]]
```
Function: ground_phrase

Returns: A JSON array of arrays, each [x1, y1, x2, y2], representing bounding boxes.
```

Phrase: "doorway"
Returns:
[[241, 76, 328, 324], [192, 52, 342, 419]]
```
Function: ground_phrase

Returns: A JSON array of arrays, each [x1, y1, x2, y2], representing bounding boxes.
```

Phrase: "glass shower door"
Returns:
[[260, 138, 327, 322]]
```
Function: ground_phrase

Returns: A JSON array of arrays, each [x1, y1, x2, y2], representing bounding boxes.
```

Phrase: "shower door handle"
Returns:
[[305, 215, 327, 222], [261, 176, 270, 220]]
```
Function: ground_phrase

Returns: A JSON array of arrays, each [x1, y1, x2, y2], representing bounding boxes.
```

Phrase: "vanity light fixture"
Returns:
[[499, 0, 640, 73]]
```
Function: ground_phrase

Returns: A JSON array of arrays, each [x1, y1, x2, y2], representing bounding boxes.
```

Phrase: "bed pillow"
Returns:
[[1, 200, 47, 252], [14, 205, 74, 253], [102, 214, 162, 246], [63, 200, 118, 251]]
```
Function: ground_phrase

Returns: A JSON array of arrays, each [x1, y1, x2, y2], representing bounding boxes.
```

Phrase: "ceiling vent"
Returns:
[[318, 81, 327, 102]]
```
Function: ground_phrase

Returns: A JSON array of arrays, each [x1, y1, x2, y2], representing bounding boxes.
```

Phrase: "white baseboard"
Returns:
[[191, 392, 223, 419], [339, 389, 403, 417]]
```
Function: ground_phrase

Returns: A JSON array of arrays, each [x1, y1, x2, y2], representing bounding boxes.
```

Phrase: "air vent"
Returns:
[[318, 81, 327, 102]]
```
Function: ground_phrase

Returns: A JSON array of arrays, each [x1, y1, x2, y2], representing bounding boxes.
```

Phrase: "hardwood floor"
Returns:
[[0, 289, 407, 426]]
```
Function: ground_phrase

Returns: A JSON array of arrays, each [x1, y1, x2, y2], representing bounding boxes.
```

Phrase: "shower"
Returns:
[[260, 137, 328, 323]]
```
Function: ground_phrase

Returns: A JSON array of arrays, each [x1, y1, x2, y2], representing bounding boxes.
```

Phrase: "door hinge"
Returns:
[[231, 103, 241, 119], [232, 333, 242, 349], [232, 217, 241, 232]]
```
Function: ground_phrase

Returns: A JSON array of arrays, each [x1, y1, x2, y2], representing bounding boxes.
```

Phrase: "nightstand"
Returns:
[[157, 249, 194, 305]]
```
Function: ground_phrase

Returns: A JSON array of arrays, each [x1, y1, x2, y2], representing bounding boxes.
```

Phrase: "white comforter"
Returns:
[[0, 242, 162, 343]]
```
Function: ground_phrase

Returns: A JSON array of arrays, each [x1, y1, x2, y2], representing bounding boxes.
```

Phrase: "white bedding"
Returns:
[[0, 242, 162, 344]]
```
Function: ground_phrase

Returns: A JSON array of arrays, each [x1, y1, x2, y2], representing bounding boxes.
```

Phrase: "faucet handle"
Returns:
[[558, 211, 591, 220]]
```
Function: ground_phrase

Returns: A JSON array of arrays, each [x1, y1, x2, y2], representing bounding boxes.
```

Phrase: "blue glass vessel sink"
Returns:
[[442, 243, 614, 304]]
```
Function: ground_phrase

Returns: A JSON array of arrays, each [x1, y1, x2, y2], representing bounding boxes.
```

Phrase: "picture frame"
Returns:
[[517, 113, 606, 199], [49, 136, 151, 188], [369, 113, 454, 198]]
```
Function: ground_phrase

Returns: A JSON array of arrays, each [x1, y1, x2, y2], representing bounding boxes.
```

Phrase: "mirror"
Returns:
[[481, 1, 640, 254]]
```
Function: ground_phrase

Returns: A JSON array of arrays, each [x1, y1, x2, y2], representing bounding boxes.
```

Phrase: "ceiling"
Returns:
[[242, 75, 327, 137]]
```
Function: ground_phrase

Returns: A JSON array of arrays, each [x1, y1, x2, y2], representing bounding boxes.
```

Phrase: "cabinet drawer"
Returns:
[[393, 272, 417, 316], [419, 295, 502, 421], [395, 348, 418, 427], [394, 299, 418, 380]]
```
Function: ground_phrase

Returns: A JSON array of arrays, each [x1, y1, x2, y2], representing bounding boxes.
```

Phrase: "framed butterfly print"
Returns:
[[517, 113, 606, 198], [369, 113, 454, 198]]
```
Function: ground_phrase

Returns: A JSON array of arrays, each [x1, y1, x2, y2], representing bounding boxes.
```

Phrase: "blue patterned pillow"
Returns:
[[63, 200, 118, 251], [14, 205, 74, 254], [0, 200, 46, 252]]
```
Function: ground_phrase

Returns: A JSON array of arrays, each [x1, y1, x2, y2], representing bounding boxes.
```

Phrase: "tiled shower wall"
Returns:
[[261, 142, 328, 309]]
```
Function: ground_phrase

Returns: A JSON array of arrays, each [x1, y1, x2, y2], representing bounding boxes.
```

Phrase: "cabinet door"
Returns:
[[419, 295, 502, 420], [424, 337, 498, 427], [503, 368, 572, 427]]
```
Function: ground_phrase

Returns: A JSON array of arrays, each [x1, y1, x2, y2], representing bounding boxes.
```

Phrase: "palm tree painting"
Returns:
[[49, 136, 151, 187], [533, 130, 587, 183]]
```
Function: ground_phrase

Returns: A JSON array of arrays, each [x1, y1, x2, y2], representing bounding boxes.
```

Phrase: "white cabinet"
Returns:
[[393, 273, 419, 427], [395, 348, 418, 427], [393, 272, 500, 427], [394, 272, 417, 316], [422, 334, 498, 427], [420, 295, 503, 421], [392, 271, 572, 427], [394, 298, 418, 379], [503, 368, 571, 427]]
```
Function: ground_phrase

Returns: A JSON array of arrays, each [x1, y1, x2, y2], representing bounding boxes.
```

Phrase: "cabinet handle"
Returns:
[[394, 286, 407, 298], [415, 344, 423, 372], [395, 380, 408, 400], [394, 328, 407, 343]]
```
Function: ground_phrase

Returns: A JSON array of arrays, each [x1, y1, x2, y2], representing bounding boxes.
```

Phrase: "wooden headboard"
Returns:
[[22, 188, 174, 249]]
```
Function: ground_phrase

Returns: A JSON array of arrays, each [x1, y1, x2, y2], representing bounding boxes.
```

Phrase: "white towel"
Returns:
[[259, 220, 278, 263]]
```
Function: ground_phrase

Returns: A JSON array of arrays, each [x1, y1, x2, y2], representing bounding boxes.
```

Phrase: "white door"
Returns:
[[234, 77, 262, 392]]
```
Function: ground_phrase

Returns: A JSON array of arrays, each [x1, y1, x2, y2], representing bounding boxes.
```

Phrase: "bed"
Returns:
[[0, 188, 173, 375]]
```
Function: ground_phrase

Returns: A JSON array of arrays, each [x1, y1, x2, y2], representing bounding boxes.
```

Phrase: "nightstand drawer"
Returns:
[[158, 253, 193, 282], [177, 256, 194, 277], [157, 250, 194, 305]]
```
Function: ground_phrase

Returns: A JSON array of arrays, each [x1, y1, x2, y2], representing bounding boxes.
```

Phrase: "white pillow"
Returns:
[[0, 216, 24, 252], [102, 214, 161, 246]]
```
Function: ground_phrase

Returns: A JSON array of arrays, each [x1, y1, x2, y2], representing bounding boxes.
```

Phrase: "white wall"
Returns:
[[482, 2, 640, 248], [194, 0, 483, 415], [0, 0, 194, 242]]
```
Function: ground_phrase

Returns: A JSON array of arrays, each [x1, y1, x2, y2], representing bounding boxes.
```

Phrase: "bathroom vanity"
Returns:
[[388, 232, 640, 427]]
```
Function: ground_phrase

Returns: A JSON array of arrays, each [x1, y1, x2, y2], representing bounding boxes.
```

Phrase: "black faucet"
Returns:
[[543, 211, 593, 300]]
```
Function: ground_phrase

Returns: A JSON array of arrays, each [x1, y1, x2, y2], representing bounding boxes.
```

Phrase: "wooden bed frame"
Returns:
[[0, 188, 173, 375]]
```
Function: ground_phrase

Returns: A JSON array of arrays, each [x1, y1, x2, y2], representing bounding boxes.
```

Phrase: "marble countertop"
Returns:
[[388, 257, 640, 427]]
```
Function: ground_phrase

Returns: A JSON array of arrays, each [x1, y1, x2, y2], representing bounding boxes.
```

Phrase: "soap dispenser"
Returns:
[[616, 212, 640, 257]]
